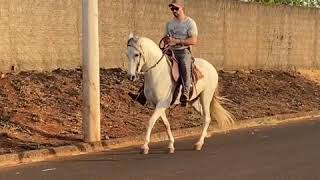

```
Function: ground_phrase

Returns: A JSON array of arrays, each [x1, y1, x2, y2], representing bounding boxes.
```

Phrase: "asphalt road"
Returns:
[[1, 118, 320, 180]]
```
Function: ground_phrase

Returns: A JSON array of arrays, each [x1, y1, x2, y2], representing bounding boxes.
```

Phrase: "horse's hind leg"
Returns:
[[161, 112, 175, 153], [194, 91, 213, 151], [142, 107, 165, 154]]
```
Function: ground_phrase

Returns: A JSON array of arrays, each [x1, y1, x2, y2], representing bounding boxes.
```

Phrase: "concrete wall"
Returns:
[[0, 0, 319, 72], [0, 0, 81, 72]]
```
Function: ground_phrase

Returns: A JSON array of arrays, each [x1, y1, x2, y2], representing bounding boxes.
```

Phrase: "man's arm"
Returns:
[[180, 36, 197, 46], [169, 36, 197, 46], [183, 18, 198, 46]]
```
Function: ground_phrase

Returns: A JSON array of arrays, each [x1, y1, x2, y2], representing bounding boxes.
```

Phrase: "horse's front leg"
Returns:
[[142, 107, 165, 154]]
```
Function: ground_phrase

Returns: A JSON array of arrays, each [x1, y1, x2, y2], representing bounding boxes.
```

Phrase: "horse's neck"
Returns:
[[143, 44, 170, 77], [143, 43, 173, 91], [138, 38, 176, 104], [143, 46, 163, 70]]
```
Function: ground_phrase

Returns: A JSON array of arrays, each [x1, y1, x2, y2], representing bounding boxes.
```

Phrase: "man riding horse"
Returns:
[[126, 1, 234, 153], [164, 0, 198, 106], [130, 0, 198, 107]]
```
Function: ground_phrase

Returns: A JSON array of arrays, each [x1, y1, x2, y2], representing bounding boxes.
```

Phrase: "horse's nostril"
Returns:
[[129, 75, 135, 81]]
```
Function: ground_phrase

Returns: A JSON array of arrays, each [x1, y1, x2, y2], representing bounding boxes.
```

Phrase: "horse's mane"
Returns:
[[128, 36, 159, 50], [127, 36, 139, 47]]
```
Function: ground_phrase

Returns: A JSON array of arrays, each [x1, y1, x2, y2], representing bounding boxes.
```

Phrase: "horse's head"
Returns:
[[127, 33, 145, 81]]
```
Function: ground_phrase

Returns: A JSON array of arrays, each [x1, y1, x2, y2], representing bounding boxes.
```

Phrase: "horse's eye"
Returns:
[[134, 54, 140, 58]]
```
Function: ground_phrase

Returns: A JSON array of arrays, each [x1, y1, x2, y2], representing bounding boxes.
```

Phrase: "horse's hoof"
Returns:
[[168, 148, 175, 154], [140, 148, 149, 155], [193, 144, 203, 151]]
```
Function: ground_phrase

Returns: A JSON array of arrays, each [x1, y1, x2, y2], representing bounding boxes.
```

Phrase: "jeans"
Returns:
[[173, 48, 192, 101]]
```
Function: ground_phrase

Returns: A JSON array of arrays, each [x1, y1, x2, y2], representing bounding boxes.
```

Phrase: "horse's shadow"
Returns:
[[68, 147, 196, 163], [107, 146, 195, 155]]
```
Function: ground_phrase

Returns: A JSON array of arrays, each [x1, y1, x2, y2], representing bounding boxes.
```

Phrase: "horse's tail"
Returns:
[[210, 91, 235, 130]]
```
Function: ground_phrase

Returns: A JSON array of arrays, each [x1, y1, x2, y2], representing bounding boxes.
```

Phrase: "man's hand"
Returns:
[[163, 36, 171, 45], [164, 36, 180, 46]]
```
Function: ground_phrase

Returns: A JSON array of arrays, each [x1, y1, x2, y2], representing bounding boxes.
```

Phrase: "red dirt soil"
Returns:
[[1, 68, 320, 154]]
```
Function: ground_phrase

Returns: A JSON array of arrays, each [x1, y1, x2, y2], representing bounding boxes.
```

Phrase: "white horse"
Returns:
[[127, 33, 234, 154]]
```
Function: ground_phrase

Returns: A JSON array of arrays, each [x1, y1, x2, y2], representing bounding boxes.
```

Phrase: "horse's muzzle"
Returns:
[[129, 75, 138, 81]]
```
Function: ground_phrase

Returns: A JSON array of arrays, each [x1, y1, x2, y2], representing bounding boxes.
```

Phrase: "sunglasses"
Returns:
[[170, 6, 180, 11]]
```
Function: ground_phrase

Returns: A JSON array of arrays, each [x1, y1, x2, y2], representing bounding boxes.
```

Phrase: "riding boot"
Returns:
[[180, 86, 189, 107]]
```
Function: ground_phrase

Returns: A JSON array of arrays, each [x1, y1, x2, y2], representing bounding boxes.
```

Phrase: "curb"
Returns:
[[1, 111, 320, 168]]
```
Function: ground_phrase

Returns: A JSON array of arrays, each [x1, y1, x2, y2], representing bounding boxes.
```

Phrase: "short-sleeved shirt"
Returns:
[[165, 17, 198, 50]]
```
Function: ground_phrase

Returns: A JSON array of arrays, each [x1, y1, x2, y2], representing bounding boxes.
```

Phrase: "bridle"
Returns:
[[127, 38, 145, 74]]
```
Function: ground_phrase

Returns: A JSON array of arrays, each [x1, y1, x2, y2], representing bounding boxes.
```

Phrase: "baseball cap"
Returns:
[[169, 0, 184, 8]]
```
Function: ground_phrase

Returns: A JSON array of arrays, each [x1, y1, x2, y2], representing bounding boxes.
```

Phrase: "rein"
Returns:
[[127, 37, 175, 73]]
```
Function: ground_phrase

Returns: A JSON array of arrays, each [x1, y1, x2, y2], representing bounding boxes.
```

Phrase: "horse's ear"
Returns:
[[128, 32, 134, 39]]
